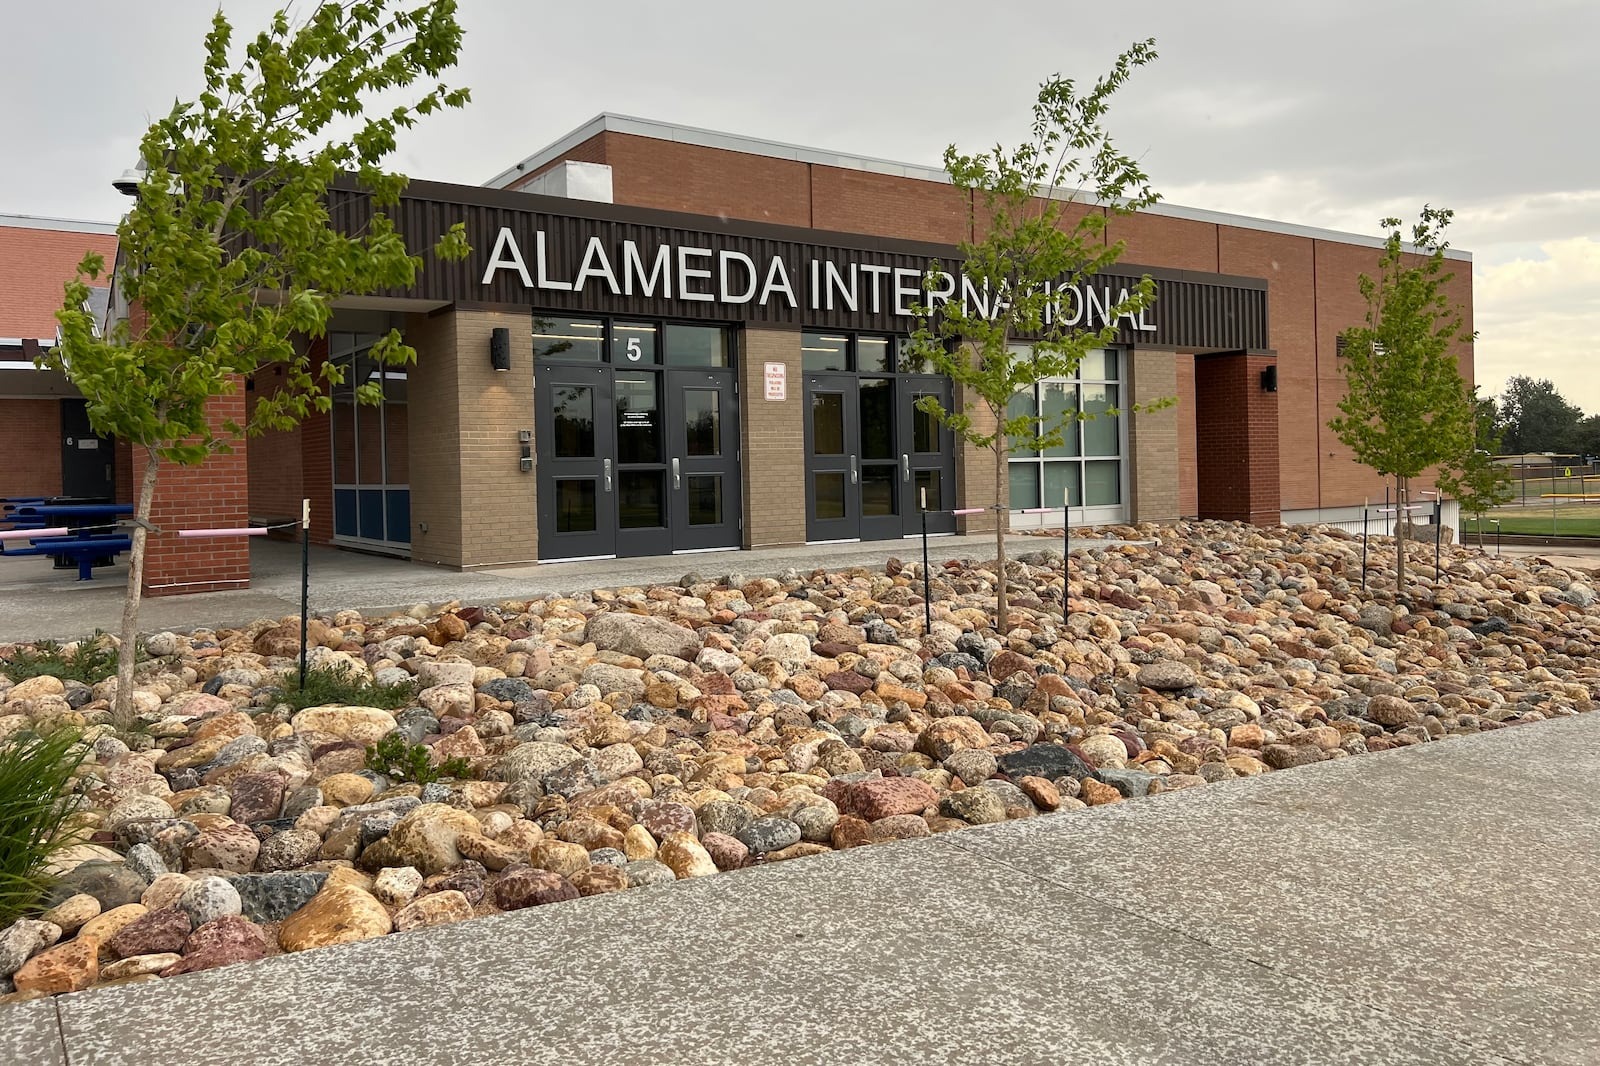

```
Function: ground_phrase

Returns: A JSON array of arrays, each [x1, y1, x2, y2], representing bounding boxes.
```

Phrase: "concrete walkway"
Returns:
[[0, 532, 1079, 643], [9, 713, 1598, 1064]]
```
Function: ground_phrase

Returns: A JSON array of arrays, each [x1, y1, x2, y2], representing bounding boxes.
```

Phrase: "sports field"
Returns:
[[1463, 501, 1600, 538]]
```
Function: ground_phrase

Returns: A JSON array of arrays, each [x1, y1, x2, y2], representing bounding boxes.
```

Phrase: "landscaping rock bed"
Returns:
[[0, 520, 1595, 1000]]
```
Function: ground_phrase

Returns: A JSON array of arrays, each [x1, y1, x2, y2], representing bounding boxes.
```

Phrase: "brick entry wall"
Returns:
[[0, 399, 63, 497], [141, 389, 251, 596], [740, 328, 805, 548], [1128, 349, 1180, 523], [1193, 353, 1280, 525]]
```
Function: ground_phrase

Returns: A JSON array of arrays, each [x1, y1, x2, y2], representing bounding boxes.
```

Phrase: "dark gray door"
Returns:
[[60, 399, 115, 500], [900, 376, 956, 535], [666, 369, 741, 551], [804, 373, 859, 541], [536, 364, 616, 560], [857, 376, 902, 541]]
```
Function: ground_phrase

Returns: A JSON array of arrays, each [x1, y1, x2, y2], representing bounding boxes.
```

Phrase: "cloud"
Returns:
[[1474, 237, 1600, 405]]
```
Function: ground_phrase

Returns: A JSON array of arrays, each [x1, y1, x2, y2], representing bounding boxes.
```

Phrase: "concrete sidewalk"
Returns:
[[0, 531, 1081, 643], [9, 713, 1598, 1064]]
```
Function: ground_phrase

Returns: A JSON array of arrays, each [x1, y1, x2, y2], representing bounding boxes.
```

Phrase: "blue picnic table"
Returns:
[[0, 501, 134, 579]]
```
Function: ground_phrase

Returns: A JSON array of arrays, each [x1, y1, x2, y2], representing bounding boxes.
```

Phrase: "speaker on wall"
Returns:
[[1260, 365, 1277, 392], [490, 327, 511, 372]]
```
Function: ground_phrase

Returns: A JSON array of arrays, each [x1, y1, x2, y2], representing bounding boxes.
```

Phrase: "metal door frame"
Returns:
[[535, 363, 617, 560]]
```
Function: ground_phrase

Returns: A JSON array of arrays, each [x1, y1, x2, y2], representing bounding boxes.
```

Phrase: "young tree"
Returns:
[[1328, 206, 1476, 596], [1437, 388, 1513, 548], [904, 41, 1162, 633], [48, 2, 472, 726]]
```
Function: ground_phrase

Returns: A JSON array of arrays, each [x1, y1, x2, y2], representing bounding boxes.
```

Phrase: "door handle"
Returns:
[[850, 455, 858, 485], [603, 458, 612, 492], [672, 457, 681, 489], [902, 454, 910, 482]]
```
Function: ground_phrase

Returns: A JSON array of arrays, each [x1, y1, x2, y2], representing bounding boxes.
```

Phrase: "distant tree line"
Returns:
[[1490, 376, 1600, 458]]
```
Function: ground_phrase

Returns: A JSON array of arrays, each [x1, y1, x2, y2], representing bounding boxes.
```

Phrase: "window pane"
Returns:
[[534, 317, 604, 361], [611, 322, 659, 365], [1084, 460, 1121, 505], [619, 470, 665, 529], [358, 489, 384, 539], [912, 393, 938, 454], [857, 336, 891, 373], [1079, 349, 1117, 381], [862, 465, 896, 517], [1042, 381, 1079, 458], [383, 366, 409, 484], [385, 489, 411, 544], [859, 378, 893, 460], [1006, 387, 1039, 457], [616, 373, 660, 463], [665, 325, 728, 367], [332, 396, 356, 484], [355, 351, 385, 485], [1082, 383, 1119, 456], [812, 393, 844, 455], [915, 468, 942, 512], [334, 489, 358, 537], [687, 475, 723, 526], [1008, 461, 1040, 509], [553, 385, 595, 458], [1044, 462, 1083, 509], [815, 472, 846, 520], [684, 389, 721, 457], [555, 479, 597, 532], [897, 338, 934, 375], [802, 331, 848, 372]]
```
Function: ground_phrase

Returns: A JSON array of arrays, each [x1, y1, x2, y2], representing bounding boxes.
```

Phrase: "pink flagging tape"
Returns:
[[177, 527, 270, 539], [0, 527, 67, 541], [951, 508, 985, 516]]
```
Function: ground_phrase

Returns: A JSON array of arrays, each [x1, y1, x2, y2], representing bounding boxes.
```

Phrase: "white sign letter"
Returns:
[[535, 230, 573, 291], [623, 240, 671, 299], [719, 250, 758, 304], [481, 227, 532, 288], [759, 256, 798, 308], [573, 237, 621, 295], [678, 246, 714, 302]]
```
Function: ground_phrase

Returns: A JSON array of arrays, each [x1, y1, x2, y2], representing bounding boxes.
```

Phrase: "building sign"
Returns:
[[764, 362, 786, 401], [479, 226, 1156, 333]]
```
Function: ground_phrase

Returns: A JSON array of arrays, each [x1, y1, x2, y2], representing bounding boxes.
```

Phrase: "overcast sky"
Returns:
[[3, 1, 1594, 407]]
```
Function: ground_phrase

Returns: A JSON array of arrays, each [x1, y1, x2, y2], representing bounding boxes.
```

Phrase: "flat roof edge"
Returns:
[[0, 213, 119, 236], [482, 113, 1473, 262]]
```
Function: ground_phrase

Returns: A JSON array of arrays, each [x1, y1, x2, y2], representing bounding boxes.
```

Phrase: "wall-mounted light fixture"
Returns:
[[1260, 365, 1277, 392], [490, 327, 511, 372]]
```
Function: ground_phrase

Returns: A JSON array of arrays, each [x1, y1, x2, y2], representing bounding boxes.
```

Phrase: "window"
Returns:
[[534, 317, 604, 361], [329, 331, 411, 548], [1006, 348, 1123, 512], [802, 331, 849, 371]]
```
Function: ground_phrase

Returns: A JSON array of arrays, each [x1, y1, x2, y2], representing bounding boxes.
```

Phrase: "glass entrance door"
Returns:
[[900, 376, 956, 536], [536, 363, 617, 560], [666, 369, 741, 551], [804, 373, 860, 541]]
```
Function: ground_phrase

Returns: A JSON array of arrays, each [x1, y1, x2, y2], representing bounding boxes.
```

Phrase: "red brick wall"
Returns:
[[588, 133, 812, 227], [141, 388, 250, 596], [0, 400, 63, 497], [0, 225, 117, 337], [811, 166, 970, 244], [244, 366, 305, 523], [1194, 353, 1280, 524], [1106, 212, 1219, 272]]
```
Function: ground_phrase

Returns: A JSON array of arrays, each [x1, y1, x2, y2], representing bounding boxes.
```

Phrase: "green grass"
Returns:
[[1462, 515, 1600, 537], [270, 660, 417, 713], [0, 633, 127, 685], [0, 730, 88, 925]]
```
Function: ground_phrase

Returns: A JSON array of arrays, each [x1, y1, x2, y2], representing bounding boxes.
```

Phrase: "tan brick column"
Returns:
[[740, 328, 805, 548], [1127, 348, 1180, 523], [406, 309, 539, 569], [954, 383, 1002, 535]]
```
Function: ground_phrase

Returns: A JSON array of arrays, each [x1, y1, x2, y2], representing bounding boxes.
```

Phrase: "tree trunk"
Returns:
[[993, 442, 1009, 633], [1393, 474, 1407, 600], [113, 451, 162, 730]]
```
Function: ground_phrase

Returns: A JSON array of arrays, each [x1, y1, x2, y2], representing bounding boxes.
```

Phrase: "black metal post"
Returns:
[[1361, 504, 1368, 592], [1433, 496, 1442, 583], [298, 498, 310, 688], [920, 488, 932, 635], [1063, 503, 1070, 627]]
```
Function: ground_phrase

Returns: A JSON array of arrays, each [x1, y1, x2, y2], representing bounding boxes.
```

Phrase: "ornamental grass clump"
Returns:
[[271, 660, 417, 713], [0, 730, 89, 926], [1, 633, 124, 685]]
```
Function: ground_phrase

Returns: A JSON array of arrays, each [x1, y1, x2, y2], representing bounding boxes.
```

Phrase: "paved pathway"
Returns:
[[7, 713, 1597, 1064], [0, 532, 1081, 643]]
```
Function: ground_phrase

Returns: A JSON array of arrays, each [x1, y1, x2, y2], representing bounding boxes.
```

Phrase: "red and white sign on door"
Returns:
[[764, 362, 787, 401]]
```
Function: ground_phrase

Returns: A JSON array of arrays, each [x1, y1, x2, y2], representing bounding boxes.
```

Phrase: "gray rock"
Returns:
[[999, 744, 1095, 782], [791, 802, 839, 843], [584, 612, 701, 661], [588, 848, 628, 868], [123, 843, 168, 883], [942, 748, 998, 785], [1094, 767, 1158, 798], [734, 817, 801, 854], [225, 871, 329, 923], [579, 663, 647, 702], [480, 677, 533, 703], [500, 742, 582, 787], [1357, 604, 1395, 634], [178, 875, 243, 929], [0, 920, 61, 978], [281, 785, 324, 821], [255, 828, 321, 872], [54, 861, 147, 909], [623, 860, 678, 888], [696, 800, 753, 837], [1136, 660, 1198, 691], [940, 788, 1007, 825]]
